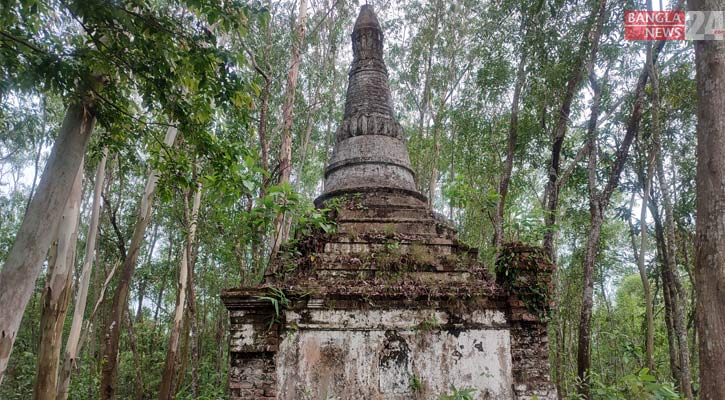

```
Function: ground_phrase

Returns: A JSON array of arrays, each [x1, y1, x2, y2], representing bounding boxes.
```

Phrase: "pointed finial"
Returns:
[[352, 4, 384, 67], [316, 4, 421, 204]]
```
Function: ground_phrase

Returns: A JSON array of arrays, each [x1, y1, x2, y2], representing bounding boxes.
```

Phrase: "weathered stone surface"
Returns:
[[276, 321, 514, 399], [222, 242, 558, 399], [222, 5, 557, 399], [222, 282, 557, 400], [320, 4, 417, 198]]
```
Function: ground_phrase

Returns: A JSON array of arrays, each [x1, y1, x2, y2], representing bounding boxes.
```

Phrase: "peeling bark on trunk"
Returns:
[[136, 223, 158, 323], [271, 0, 308, 258], [100, 126, 177, 400], [690, 0, 725, 395], [33, 163, 84, 400], [158, 183, 202, 400], [57, 148, 108, 400], [0, 98, 96, 384]]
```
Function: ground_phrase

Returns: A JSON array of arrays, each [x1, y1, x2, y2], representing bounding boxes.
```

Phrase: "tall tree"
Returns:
[[575, 5, 674, 397], [691, 0, 725, 398], [32, 162, 83, 400], [651, 50, 694, 398], [100, 127, 178, 400], [57, 148, 108, 400], [494, 13, 529, 251], [271, 0, 309, 257], [158, 182, 202, 400], [542, 0, 606, 262], [636, 145, 656, 372], [0, 93, 99, 384]]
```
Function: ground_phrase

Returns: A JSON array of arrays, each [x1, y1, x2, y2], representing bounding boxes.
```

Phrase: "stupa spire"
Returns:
[[317, 5, 421, 204]]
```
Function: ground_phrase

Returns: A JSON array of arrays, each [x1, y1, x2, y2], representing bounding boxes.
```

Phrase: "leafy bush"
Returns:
[[571, 369, 682, 400]]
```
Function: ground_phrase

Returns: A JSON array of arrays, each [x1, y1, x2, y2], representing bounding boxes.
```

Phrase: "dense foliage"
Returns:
[[0, 0, 711, 398]]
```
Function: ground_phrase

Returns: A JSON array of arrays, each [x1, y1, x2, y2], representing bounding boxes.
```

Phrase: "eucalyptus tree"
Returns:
[[56, 148, 107, 400], [0, 0, 260, 390], [0, 95, 98, 384], [0, 0, 719, 398], [32, 160, 83, 400], [270, 0, 308, 257], [100, 126, 178, 400], [158, 180, 202, 400]]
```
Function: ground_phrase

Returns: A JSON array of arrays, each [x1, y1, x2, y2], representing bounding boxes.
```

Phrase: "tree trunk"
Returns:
[[662, 267, 682, 385], [188, 219, 200, 399], [495, 42, 527, 251], [542, 0, 605, 262], [323, 39, 339, 168], [154, 239, 173, 328], [577, 203, 603, 399], [25, 131, 44, 217], [635, 58, 658, 369], [575, 9, 668, 392], [650, 199, 683, 387], [691, 0, 725, 396], [254, 1, 273, 177], [33, 163, 84, 400], [158, 243, 189, 400], [100, 126, 178, 400], [271, 0, 308, 257], [448, 124, 457, 221], [576, 65, 604, 399], [637, 158, 656, 372], [428, 121, 441, 208], [0, 98, 96, 384], [0, 100, 95, 384], [215, 305, 225, 387], [175, 312, 192, 395], [295, 81, 322, 190], [125, 310, 145, 400], [57, 148, 108, 400], [158, 183, 202, 400], [79, 257, 119, 369], [415, 7, 437, 186], [154, 272, 167, 325], [189, 288, 199, 399], [650, 50, 692, 394], [259, 77, 271, 175], [136, 223, 158, 323]]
